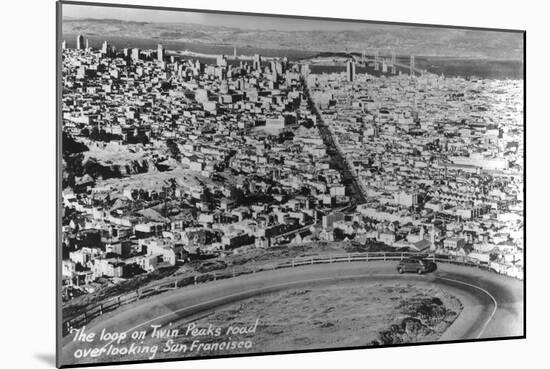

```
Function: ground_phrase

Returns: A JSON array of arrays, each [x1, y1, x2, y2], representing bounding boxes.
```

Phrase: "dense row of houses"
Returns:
[[309, 69, 523, 273]]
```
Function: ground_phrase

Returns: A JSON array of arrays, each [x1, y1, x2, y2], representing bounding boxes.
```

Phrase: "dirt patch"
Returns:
[[125, 280, 463, 360]]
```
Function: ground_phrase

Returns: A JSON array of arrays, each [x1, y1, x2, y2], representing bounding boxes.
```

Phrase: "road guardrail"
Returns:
[[62, 251, 522, 336]]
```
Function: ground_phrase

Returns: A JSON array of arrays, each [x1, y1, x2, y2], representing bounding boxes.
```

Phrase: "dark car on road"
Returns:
[[397, 257, 437, 274]]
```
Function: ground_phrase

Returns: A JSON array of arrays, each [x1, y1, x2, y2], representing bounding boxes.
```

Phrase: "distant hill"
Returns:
[[62, 17, 523, 60]]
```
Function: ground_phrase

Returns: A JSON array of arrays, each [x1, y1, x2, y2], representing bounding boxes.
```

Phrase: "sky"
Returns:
[[62, 3, 415, 32]]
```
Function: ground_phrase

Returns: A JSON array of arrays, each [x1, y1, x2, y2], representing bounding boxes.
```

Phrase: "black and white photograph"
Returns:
[[56, 1, 524, 367]]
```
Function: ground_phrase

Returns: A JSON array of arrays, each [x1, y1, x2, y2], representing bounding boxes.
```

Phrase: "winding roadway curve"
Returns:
[[61, 261, 524, 366]]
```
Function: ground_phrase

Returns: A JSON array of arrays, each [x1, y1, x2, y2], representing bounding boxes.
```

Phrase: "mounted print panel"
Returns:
[[56, 1, 525, 367]]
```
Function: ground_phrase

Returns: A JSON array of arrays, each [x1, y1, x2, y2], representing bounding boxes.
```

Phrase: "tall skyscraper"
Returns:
[[253, 54, 261, 70], [101, 41, 109, 55], [217, 54, 227, 67], [410, 55, 415, 78], [131, 48, 140, 62], [233, 47, 237, 59], [76, 34, 84, 50], [157, 44, 164, 62], [346, 60, 355, 82], [270, 63, 278, 82]]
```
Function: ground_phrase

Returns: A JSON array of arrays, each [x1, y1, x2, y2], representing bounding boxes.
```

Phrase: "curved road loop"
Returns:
[[62, 261, 523, 365]]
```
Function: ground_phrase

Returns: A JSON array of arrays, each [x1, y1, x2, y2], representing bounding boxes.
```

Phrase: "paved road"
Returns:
[[304, 86, 367, 205], [61, 261, 523, 366]]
